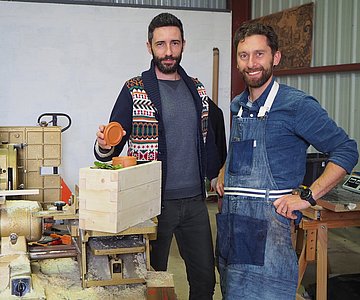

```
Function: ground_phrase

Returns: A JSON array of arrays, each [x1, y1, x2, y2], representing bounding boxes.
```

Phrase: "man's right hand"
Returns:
[[96, 125, 112, 150], [216, 164, 225, 197]]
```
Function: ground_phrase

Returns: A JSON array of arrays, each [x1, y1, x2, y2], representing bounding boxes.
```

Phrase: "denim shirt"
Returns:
[[230, 78, 359, 189]]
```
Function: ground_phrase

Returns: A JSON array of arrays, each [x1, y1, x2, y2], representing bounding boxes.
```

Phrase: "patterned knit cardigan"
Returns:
[[94, 61, 219, 192], [126, 76, 210, 161]]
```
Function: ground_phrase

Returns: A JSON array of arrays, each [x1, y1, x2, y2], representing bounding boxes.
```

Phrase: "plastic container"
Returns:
[[112, 156, 137, 168], [103, 122, 124, 146], [303, 153, 329, 186]]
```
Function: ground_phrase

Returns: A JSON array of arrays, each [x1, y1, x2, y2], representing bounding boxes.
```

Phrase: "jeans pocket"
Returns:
[[228, 214, 268, 266], [268, 205, 291, 229], [216, 213, 231, 261], [228, 139, 254, 175]]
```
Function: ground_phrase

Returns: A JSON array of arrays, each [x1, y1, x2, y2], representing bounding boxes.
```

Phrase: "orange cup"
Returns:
[[112, 156, 137, 168], [103, 122, 124, 146]]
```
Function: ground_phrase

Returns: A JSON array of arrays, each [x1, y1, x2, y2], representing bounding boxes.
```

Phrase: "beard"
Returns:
[[241, 59, 274, 88], [152, 51, 182, 74]]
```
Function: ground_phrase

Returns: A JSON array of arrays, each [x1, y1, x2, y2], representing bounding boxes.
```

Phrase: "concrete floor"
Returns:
[[167, 200, 360, 300]]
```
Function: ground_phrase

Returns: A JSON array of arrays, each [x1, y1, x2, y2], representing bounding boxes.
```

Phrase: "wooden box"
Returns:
[[79, 161, 161, 233]]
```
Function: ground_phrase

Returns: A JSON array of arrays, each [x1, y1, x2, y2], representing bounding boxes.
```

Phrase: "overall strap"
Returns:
[[237, 81, 279, 118]]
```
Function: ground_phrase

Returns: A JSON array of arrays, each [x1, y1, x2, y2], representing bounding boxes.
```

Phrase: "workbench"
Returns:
[[296, 202, 360, 300]]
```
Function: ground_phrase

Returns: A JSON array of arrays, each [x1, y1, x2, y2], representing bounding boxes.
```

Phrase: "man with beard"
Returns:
[[215, 22, 358, 299], [94, 12, 220, 300]]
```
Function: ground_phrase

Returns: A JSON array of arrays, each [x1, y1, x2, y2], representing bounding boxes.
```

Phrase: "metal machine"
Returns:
[[0, 114, 73, 297], [0, 115, 160, 298]]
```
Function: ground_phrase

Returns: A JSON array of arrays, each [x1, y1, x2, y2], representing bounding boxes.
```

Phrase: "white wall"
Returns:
[[0, 2, 232, 190]]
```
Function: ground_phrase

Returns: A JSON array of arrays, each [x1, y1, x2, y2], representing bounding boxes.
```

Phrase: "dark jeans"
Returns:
[[150, 195, 215, 300]]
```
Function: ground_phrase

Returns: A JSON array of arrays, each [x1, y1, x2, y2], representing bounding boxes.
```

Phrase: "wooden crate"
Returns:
[[79, 161, 161, 233]]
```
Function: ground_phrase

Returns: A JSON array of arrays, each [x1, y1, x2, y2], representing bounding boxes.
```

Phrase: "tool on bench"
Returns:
[[49, 233, 72, 245], [28, 236, 62, 247]]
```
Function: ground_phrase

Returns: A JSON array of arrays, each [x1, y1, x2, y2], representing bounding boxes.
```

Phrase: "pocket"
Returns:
[[268, 204, 291, 229], [216, 213, 231, 260], [228, 214, 267, 266], [228, 139, 254, 175]]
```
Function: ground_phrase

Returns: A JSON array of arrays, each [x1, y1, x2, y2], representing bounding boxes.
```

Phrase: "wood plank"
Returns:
[[92, 246, 145, 256], [79, 197, 160, 233], [316, 224, 328, 300], [317, 198, 360, 212], [297, 244, 307, 289], [0, 189, 39, 196], [85, 277, 145, 287], [301, 206, 322, 220], [319, 209, 360, 221], [79, 161, 161, 192], [83, 219, 157, 239], [305, 230, 316, 261], [81, 180, 160, 212], [320, 219, 360, 229]]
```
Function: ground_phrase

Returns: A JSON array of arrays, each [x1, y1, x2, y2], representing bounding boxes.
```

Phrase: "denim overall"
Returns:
[[217, 82, 298, 299]]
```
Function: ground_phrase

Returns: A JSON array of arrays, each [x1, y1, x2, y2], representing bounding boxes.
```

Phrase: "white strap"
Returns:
[[224, 187, 293, 199], [237, 81, 279, 118], [258, 81, 279, 117]]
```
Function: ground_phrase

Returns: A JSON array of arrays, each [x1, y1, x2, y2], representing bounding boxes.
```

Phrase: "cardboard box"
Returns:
[[79, 161, 161, 233]]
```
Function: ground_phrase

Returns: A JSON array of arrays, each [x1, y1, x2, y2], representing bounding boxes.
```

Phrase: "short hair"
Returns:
[[148, 13, 184, 43], [233, 22, 279, 55]]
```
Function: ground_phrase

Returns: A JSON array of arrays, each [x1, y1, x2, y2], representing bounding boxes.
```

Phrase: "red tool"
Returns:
[[50, 233, 72, 245]]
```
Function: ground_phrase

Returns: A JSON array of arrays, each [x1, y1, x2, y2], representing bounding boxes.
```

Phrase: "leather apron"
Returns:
[[216, 82, 298, 299]]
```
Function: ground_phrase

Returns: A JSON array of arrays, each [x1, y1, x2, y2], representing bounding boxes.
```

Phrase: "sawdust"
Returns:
[[146, 271, 174, 287], [9, 254, 31, 277], [0, 257, 173, 299], [122, 253, 147, 279], [86, 249, 111, 280], [30, 258, 146, 299], [1, 200, 41, 212]]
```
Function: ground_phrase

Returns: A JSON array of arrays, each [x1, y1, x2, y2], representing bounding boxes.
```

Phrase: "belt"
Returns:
[[224, 187, 292, 199]]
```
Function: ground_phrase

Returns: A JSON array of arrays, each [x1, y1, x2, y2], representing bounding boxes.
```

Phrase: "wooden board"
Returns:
[[79, 161, 161, 233], [301, 205, 324, 220], [318, 187, 360, 212]]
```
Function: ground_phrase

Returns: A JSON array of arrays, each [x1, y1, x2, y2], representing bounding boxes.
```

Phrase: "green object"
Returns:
[[91, 161, 123, 170]]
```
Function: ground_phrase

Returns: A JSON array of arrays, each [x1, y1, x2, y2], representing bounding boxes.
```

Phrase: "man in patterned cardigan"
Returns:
[[94, 12, 220, 300]]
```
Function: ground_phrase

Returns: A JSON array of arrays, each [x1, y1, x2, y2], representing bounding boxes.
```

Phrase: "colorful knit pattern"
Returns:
[[192, 78, 209, 143], [126, 76, 158, 161], [126, 76, 209, 161]]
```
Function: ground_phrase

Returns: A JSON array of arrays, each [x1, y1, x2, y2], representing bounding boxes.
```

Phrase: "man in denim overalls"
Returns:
[[215, 22, 358, 299]]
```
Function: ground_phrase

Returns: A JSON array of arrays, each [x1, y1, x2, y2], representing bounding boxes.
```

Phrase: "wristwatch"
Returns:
[[293, 185, 317, 206]]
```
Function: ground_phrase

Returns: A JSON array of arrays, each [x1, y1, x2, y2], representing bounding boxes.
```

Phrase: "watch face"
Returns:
[[300, 187, 312, 200]]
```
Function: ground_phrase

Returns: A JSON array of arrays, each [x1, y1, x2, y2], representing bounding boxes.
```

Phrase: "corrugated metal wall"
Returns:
[[73, 0, 228, 10], [252, 0, 360, 169]]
